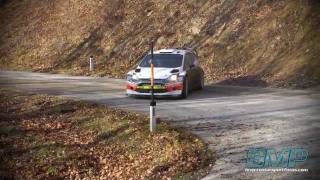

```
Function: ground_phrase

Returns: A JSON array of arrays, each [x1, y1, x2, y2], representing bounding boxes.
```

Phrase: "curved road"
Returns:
[[0, 70, 319, 179]]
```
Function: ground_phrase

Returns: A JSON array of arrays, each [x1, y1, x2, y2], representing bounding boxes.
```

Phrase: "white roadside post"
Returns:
[[150, 40, 156, 132], [89, 55, 94, 71]]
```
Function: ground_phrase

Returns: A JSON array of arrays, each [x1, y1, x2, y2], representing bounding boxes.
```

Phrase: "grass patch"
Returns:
[[0, 88, 214, 179]]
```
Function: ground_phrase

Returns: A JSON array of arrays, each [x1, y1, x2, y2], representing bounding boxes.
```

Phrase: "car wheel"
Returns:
[[180, 77, 188, 98]]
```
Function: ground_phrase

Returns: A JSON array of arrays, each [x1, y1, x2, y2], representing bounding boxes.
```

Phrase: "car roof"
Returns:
[[152, 48, 197, 56]]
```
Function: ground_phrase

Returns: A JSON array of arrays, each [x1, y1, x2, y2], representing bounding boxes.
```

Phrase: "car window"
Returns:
[[139, 54, 183, 68], [184, 53, 194, 70], [183, 54, 188, 70], [190, 53, 198, 66]]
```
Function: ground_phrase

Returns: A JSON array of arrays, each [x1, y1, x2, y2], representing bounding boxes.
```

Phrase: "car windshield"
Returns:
[[139, 54, 183, 68]]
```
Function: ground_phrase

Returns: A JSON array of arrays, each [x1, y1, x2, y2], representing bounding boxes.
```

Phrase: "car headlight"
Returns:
[[169, 74, 178, 81], [127, 74, 139, 82], [127, 74, 133, 81], [132, 74, 139, 80], [168, 74, 183, 82]]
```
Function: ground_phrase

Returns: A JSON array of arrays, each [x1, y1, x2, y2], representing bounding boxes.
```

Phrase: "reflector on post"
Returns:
[[89, 56, 94, 71]]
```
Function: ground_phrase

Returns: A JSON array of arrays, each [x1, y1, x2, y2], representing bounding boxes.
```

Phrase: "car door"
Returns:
[[189, 53, 199, 90], [185, 53, 197, 90], [183, 53, 192, 89], [190, 53, 202, 87]]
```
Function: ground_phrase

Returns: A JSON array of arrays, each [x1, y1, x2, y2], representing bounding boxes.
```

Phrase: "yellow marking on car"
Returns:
[[138, 85, 165, 90]]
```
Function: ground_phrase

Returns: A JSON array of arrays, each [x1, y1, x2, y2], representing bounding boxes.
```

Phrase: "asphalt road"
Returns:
[[1, 70, 319, 179]]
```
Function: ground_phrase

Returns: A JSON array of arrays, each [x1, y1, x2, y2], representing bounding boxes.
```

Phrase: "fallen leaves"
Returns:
[[0, 89, 214, 179]]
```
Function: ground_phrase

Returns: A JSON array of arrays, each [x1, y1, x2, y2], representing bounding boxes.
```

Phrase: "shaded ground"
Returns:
[[0, 88, 213, 179], [217, 75, 268, 87], [0, 71, 320, 179]]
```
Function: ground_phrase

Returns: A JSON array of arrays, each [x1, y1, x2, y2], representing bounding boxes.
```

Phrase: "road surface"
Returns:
[[0, 70, 319, 179]]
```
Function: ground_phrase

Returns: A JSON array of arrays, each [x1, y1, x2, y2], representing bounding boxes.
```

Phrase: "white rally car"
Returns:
[[126, 48, 204, 98]]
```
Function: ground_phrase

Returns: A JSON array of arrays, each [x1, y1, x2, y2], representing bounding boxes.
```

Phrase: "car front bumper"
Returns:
[[126, 89, 182, 97], [126, 81, 183, 97]]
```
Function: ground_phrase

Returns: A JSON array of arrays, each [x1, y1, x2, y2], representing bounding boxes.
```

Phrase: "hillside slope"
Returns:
[[0, 0, 319, 88]]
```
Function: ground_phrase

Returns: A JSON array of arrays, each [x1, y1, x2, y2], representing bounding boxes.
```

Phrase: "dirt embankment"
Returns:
[[0, 0, 319, 88]]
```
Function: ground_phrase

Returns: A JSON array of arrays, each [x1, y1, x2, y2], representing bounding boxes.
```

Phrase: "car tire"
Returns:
[[180, 77, 188, 98]]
